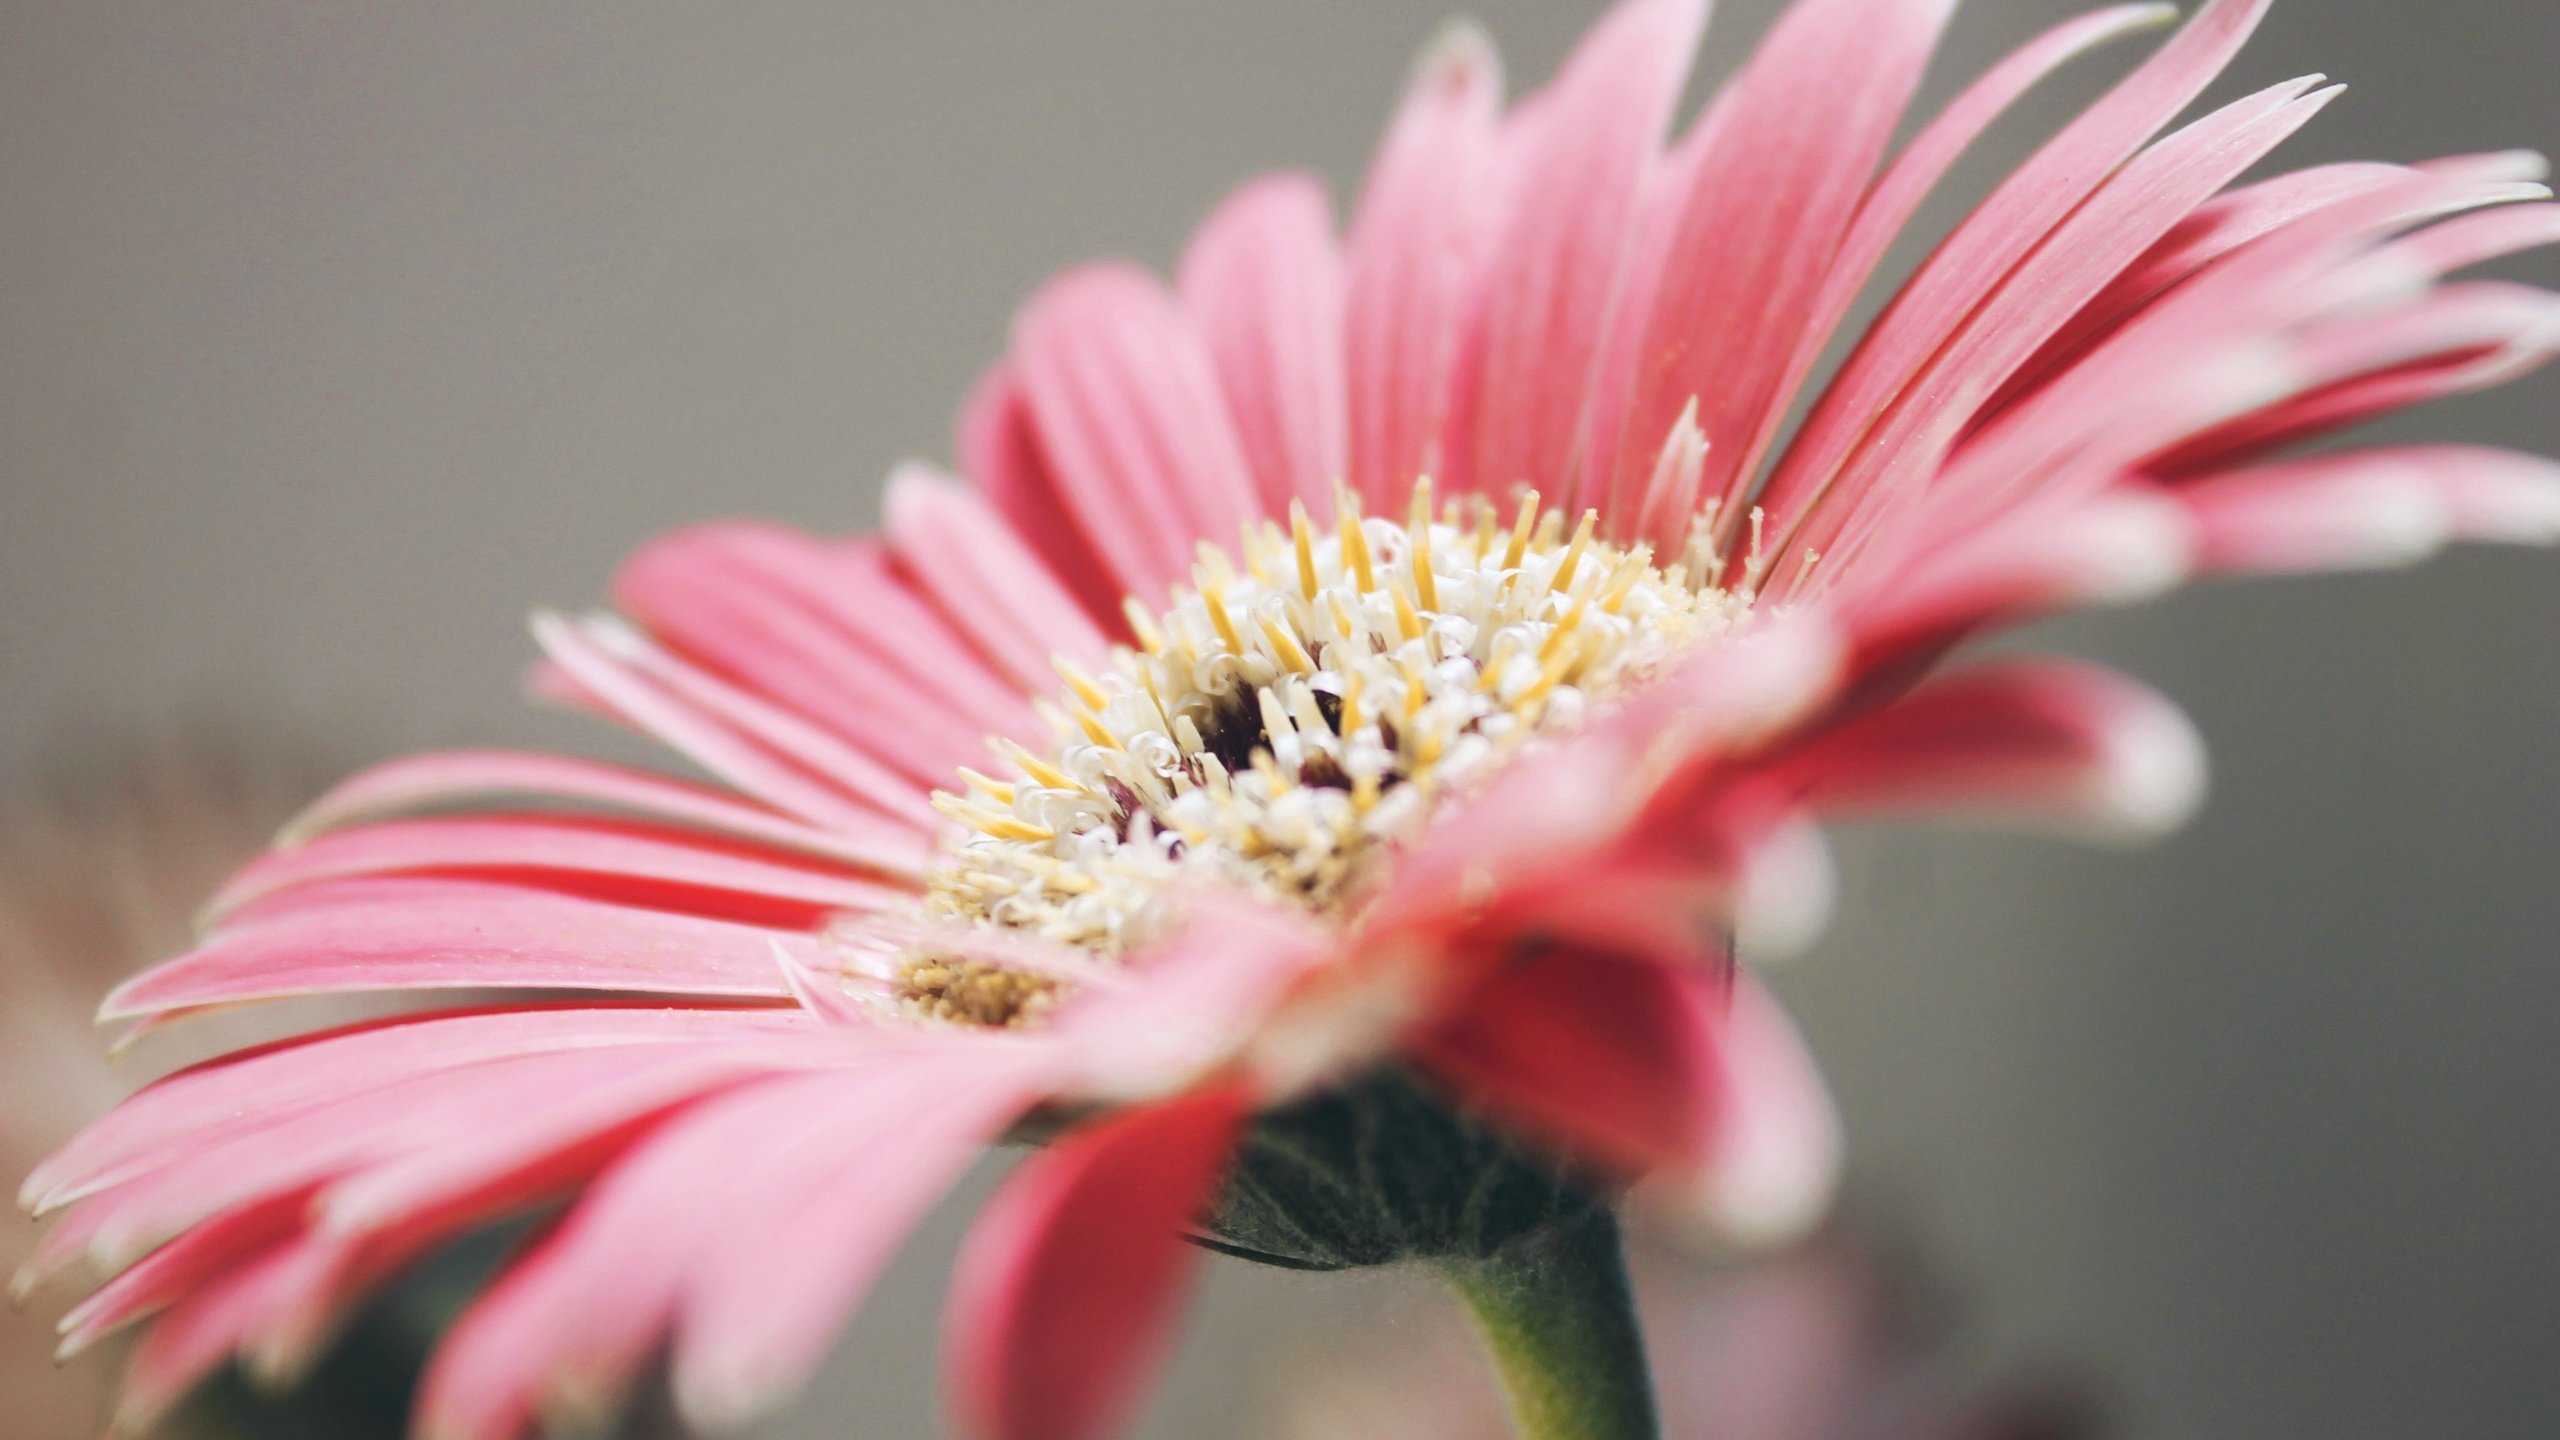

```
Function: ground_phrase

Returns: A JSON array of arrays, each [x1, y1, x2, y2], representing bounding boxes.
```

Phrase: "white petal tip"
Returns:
[[2089, 695, 2210, 844], [1413, 17, 1500, 90], [673, 1368, 784, 1438], [2076, 498, 2198, 606], [1732, 822, 1836, 963]]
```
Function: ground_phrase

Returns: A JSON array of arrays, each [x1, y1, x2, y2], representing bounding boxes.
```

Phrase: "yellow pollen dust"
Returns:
[[905, 479, 1748, 1005]]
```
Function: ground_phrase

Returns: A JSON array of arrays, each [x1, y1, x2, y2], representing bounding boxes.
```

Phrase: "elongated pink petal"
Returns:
[[533, 612, 932, 833], [614, 522, 1039, 776], [51, 1190, 311, 1358], [1994, 169, 2559, 484], [1780, 658, 2208, 842], [884, 463, 1114, 690], [1997, 161, 2417, 412], [671, 1047, 1059, 1431], [958, 359, 1129, 630], [1795, 74, 2343, 561], [1599, 0, 1959, 536], [282, 749, 927, 875], [45, 1049, 684, 1273], [1371, 614, 1846, 941], [1418, 947, 1724, 1178], [414, 1071, 883, 1440], [115, 1238, 304, 1435], [1634, 977, 1841, 1247], [1344, 23, 1502, 506], [209, 815, 907, 927], [2183, 445, 2560, 572], [945, 1084, 1248, 1440], [1442, 0, 1704, 503], [103, 876, 812, 1019], [821, 537, 1050, 727], [1840, 488, 2196, 671], [1710, 3, 2182, 524], [1765, 0, 2273, 544], [1177, 173, 1347, 515], [25, 1006, 803, 1215], [1012, 264, 1263, 605], [310, 1044, 837, 1241], [1569, 87, 1729, 509], [1053, 891, 1332, 1102]]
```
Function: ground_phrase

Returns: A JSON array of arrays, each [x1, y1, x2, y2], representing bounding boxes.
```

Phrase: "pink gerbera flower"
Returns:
[[21, 1, 2560, 1438]]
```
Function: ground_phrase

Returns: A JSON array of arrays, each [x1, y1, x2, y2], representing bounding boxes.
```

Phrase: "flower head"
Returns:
[[22, 1, 2560, 1438]]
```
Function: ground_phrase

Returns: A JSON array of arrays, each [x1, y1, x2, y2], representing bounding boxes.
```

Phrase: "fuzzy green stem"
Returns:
[[1442, 1208, 1660, 1440]]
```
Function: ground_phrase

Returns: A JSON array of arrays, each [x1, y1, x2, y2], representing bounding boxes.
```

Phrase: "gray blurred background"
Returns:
[[3, 2, 2553, 1437]]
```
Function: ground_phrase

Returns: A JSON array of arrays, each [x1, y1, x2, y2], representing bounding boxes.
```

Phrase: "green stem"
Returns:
[[1442, 1208, 1660, 1440]]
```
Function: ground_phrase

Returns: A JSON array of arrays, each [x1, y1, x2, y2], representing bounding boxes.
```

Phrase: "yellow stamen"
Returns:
[[1202, 584, 1245, 654], [1120, 596, 1165, 653], [1390, 583, 1425, 644], [1074, 707, 1116, 750], [1053, 658, 1109, 711], [1340, 497, 1377, 594], [1407, 477, 1440, 612], [1552, 510, 1599, 593], [1503, 489, 1542, 570], [994, 738, 1074, 790], [1258, 612, 1316, 673], [1597, 548, 1653, 613], [1538, 597, 1590, 664], [932, 794, 1055, 843], [1290, 500, 1321, 601]]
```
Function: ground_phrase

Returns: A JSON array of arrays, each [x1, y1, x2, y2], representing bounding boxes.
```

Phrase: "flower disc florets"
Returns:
[[904, 482, 1747, 1021]]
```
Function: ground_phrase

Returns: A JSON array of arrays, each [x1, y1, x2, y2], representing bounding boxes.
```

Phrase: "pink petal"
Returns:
[[1416, 947, 1724, 1178], [1998, 161, 2417, 411], [1176, 172, 1347, 516], [613, 521, 1040, 776], [44, 1049, 682, 1274], [413, 1072, 884, 1440], [1370, 613, 1846, 939], [944, 1084, 1249, 1440], [26, 1005, 802, 1216], [51, 1190, 311, 1358], [1051, 891, 1332, 1102], [1633, 977, 1841, 1247], [1597, 0, 1959, 537], [1792, 73, 2342, 561], [670, 1046, 1060, 1431], [209, 815, 909, 928], [1704, 3, 2183, 530], [884, 462, 1114, 691], [1840, 488, 2196, 670], [103, 876, 813, 1019], [1780, 657, 2209, 842], [114, 1237, 305, 1435], [309, 1044, 834, 1241], [1012, 263, 1263, 605], [533, 612, 932, 833], [1763, 0, 2273, 549], [958, 359, 1130, 631], [282, 748, 928, 875], [1442, 0, 1705, 503], [1343, 22, 1502, 507], [2183, 445, 2560, 572]]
